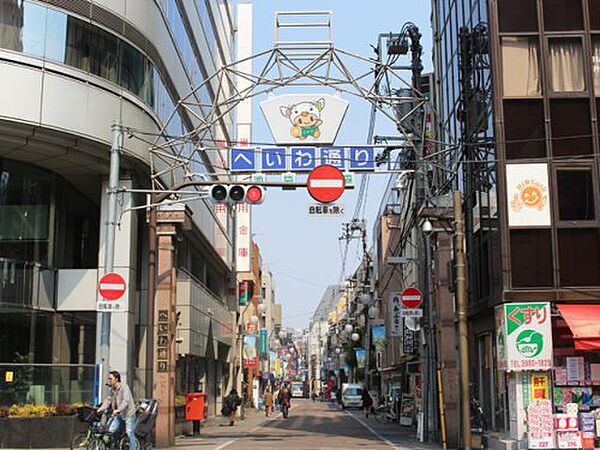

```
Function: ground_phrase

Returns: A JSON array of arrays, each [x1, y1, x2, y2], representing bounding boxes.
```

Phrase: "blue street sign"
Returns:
[[291, 147, 317, 171], [320, 147, 346, 169], [261, 147, 287, 171], [231, 148, 256, 172], [349, 146, 376, 170]]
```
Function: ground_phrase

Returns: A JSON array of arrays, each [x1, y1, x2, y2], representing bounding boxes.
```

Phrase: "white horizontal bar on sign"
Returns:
[[402, 295, 421, 300], [99, 283, 126, 290], [309, 179, 343, 188]]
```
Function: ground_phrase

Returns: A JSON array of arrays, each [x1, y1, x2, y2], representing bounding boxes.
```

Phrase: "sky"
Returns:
[[246, 1, 434, 329]]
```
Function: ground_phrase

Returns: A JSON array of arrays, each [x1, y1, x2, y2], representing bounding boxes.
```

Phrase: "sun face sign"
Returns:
[[511, 178, 547, 212]]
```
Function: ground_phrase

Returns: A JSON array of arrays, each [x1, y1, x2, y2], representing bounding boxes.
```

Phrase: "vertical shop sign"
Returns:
[[355, 349, 366, 369], [235, 203, 251, 272], [259, 328, 268, 354], [495, 303, 553, 371], [530, 372, 550, 401], [389, 292, 402, 336], [243, 334, 257, 369], [403, 321, 415, 354]]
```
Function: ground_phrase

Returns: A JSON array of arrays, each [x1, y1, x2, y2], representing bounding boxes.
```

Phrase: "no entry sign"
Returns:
[[97, 272, 127, 312], [400, 287, 423, 317], [307, 165, 346, 204]]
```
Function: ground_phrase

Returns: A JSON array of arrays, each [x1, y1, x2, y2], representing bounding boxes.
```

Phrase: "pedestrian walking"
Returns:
[[277, 384, 291, 419], [97, 370, 137, 450], [264, 389, 274, 417], [222, 389, 242, 426], [361, 389, 373, 418]]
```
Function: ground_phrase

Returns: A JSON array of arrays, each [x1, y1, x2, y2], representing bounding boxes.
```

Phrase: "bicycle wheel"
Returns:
[[119, 435, 140, 450], [70, 432, 89, 450]]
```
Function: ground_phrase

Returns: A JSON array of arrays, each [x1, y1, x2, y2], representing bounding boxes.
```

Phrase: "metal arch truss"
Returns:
[[144, 40, 457, 194]]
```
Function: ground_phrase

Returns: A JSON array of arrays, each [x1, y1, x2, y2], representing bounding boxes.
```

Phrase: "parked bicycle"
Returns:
[[71, 399, 158, 450], [373, 401, 397, 423]]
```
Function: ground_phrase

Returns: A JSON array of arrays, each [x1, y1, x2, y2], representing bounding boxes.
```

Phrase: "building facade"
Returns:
[[432, 0, 600, 446], [0, 0, 238, 430]]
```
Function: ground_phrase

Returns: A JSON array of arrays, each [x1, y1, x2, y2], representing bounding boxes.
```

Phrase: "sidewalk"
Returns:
[[176, 406, 278, 449]]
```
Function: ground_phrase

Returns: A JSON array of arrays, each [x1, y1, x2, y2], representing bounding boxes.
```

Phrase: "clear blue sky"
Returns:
[[247, 1, 433, 329]]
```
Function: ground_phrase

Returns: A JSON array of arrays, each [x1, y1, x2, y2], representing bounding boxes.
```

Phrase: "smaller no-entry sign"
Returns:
[[307, 165, 346, 204], [400, 287, 423, 317], [97, 272, 127, 312]]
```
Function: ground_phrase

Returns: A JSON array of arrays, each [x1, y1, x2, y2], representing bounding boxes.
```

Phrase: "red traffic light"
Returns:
[[246, 186, 264, 204], [209, 184, 265, 204]]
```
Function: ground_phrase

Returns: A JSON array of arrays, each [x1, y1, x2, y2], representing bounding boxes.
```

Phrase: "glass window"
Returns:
[[557, 170, 595, 221], [592, 37, 600, 96], [45, 6, 66, 62], [501, 37, 541, 97], [0, 0, 24, 52], [88, 24, 118, 84], [544, 0, 583, 32], [590, 0, 600, 30], [503, 99, 546, 159], [548, 37, 585, 93], [550, 99, 592, 157], [21, 1, 44, 57], [510, 229, 553, 288], [497, 0, 537, 33], [558, 229, 600, 286]]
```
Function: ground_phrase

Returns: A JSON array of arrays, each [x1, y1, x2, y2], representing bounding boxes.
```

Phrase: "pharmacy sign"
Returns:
[[495, 302, 553, 372]]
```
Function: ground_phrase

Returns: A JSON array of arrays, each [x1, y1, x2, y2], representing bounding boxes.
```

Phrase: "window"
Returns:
[[501, 37, 541, 97], [510, 229, 553, 288], [548, 38, 585, 93], [543, 0, 583, 32], [592, 37, 600, 96], [590, 0, 600, 30], [556, 169, 595, 221], [503, 100, 546, 159], [558, 229, 600, 286], [550, 99, 592, 156], [497, 0, 537, 33]]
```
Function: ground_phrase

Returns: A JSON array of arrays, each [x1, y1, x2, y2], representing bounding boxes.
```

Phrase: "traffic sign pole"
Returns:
[[96, 121, 123, 403]]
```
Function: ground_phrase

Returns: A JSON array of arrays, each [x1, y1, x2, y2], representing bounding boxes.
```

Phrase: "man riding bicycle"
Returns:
[[97, 370, 137, 450]]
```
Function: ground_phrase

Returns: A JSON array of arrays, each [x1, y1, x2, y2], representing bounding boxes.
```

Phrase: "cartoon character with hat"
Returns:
[[280, 98, 325, 140]]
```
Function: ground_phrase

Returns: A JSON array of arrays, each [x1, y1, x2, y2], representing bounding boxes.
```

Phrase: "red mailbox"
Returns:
[[185, 393, 206, 421]]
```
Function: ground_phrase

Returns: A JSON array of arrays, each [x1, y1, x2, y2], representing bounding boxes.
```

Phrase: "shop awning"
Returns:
[[557, 304, 600, 350]]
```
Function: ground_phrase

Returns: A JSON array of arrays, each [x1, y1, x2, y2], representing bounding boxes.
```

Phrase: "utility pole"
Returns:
[[96, 121, 123, 400], [453, 191, 471, 450]]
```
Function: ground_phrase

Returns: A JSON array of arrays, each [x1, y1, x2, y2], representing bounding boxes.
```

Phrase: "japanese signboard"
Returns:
[[308, 203, 345, 216], [506, 163, 551, 228], [259, 328, 268, 354], [260, 94, 348, 145], [496, 302, 553, 372], [389, 292, 402, 336], [403, 322, 415, 355], [235, 203, 251, 272], [530, 372, 550, 400], [243, 335, 257, 369], [527, 400, 555, 449]]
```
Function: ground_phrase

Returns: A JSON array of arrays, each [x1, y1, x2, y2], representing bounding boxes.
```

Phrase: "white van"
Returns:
[[341, 383, 363, 409]]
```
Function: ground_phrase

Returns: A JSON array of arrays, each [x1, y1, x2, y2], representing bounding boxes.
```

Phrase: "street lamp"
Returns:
[[250, 315, 259, 324], [344, 324, 354, 334], [422, 219, 433, 233], [360, 292, 372, 305], [368, 304, 380, 319], [279, 330, 286, 339], [351, 332, 360, 342], [335, 347, 341, 355], [257, 303, 267, 314]]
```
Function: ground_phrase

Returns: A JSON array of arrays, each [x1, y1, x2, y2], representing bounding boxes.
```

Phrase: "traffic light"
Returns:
[[209, 184, 265, 204]]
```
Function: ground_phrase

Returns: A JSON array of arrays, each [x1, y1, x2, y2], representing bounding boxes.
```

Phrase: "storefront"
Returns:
[[496, 302, 600, 449]]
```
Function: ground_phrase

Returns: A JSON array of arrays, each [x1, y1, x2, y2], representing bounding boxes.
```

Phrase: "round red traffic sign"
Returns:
[[98, 272, 127, 301], [400, 287, 423, 309], [307, 165, 346, 204]]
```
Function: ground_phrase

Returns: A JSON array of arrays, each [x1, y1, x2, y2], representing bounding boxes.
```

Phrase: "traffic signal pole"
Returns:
[[96, 122, 123, 401]]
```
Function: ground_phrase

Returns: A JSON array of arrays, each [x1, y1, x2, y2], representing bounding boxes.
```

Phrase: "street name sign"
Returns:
[[307, 165, 345, 203]]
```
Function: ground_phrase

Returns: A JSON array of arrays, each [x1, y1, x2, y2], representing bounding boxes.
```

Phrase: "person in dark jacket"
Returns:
[[277, 385, 291, 418], [224, 389, 241, 426], [362, 389, 373, 418]]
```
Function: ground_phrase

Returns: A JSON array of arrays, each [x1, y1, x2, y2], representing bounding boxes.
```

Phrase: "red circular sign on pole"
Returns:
[[400, 287, 423, 309], [307, 165, 346, 204], [98, 272, 127, 301]]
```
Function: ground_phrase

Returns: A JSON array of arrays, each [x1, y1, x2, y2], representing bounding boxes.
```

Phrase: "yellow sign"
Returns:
[[530, 372, 550, 400], [5, 371, 14, 383]]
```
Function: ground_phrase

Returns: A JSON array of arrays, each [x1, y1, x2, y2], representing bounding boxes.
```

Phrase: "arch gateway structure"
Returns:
[[110, 11, 457, 446]]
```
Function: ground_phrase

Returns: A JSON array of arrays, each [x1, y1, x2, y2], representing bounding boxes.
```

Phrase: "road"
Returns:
[[177, 399, 440, 450]]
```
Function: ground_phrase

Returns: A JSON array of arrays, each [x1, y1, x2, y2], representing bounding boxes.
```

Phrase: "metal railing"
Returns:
[[0, 363, 96, 406]]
